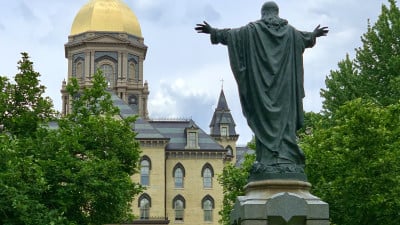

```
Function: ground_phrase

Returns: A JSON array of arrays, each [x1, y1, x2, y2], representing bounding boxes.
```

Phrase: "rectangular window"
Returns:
[[174, 168, 184, 188], [188, 132, 197, 148], [140, 208, 149, 219], [175, 199, 184, 221], [203, 177, 212, 188], [140, 198, 150, 219], [221, 126, 228, 136], [204, 210, 212, 222], [140, 160, 150, 186], [141, 175, 149, 186], [175, 209, 184, 221]]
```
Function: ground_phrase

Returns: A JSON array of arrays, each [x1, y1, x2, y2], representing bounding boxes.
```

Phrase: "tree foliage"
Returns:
[[0, 55, 142, 225], [320, 55, 360, 115], [321, 0, 400, 115], [218, 140, 255, 225], [303, 1, 400, 224], [302, 99, 400, 225], [0, 52, 55, 136]]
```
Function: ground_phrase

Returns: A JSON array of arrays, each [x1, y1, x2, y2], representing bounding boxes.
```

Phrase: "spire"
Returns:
[[209, 88, 237, 137], [216, 89, 229, 110]]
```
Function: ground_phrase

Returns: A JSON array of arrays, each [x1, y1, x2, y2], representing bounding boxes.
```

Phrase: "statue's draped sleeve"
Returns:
[[210, 21, 316, 165]]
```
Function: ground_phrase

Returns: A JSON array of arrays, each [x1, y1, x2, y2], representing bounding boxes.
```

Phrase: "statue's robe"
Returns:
[[210, 19, 316, 167]]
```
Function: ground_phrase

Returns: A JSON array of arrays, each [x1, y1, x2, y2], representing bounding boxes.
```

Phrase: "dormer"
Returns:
[[185, 120, 200, 149]]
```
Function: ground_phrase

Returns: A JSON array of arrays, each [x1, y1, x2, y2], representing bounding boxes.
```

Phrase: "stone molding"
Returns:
[[231, 179, 329, 225]]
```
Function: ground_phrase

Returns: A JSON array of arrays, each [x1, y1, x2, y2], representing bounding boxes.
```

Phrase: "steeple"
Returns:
[[216, 89, 229, 111], [209, 89, 237, 137]]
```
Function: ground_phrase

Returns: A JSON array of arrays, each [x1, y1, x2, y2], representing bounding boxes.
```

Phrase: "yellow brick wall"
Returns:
[[131, 142, 238, 224], [165, 157, 224, 225], [131, 145, 166, 219], [219, 138, 238, 164]]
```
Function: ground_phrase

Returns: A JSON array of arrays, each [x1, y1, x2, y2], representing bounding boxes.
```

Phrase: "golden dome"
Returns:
[[70, 0, 142, 37]]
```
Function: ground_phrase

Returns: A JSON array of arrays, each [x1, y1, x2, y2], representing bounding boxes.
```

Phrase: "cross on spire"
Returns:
[[220, 78, 224, 90]]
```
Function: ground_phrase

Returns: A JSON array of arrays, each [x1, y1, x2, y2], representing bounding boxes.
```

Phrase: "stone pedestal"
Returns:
[[230, 180, 329, 225]]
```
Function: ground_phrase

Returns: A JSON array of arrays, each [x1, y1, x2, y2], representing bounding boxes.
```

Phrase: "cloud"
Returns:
[[149, 79, 214, 121], [18, 2, 37, 22], [183, 3, 221, 25], [135, 4, 166, 23], [202, 4, 221, 22], [147, 62, 253, 144]]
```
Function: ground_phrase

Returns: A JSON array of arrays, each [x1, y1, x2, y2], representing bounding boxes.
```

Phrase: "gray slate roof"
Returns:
[[110, 92, 138, 118], [111, 92, 224, 151], [149, 120, 224, 151], [110, 92, 166, 140]]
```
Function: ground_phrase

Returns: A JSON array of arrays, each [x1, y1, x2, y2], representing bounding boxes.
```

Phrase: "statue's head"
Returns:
[[261, 1, 279, 18]]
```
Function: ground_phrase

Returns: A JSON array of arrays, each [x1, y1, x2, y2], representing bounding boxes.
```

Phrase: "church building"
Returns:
[[60, 1, 246, 224]]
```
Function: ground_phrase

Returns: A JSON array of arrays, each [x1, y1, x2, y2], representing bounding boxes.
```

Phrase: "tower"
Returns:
[[209, 89, 239, 162], [61, 0, 149, 118]]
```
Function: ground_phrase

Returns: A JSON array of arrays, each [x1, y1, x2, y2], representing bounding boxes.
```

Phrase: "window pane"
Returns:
[[128, 62, 136, 79], [203, 200, 213, 221], [100, 64, 113, 88], [76, 61, 83, 78], [203, 168, 212, 188], [188, 132, 196, 148], [140, 198, 150, 219], [175, 168, 183, 188], [141, 160, 150, 186], [204, 210, 212, 221], [175, 200, 184, 221], [221, 126, 228, 136]]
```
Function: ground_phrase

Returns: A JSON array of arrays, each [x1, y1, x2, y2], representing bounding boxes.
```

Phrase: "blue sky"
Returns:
[[0, 0, 392, 144]]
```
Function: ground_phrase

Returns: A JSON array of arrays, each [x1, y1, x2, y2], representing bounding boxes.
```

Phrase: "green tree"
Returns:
[[320, 55, 360, 115], [297, 111, 324, 138], [0, 52, 55, 137], [218, 140, 255, 225], [355, 0, 400, 106], [321, 0, 400, 114], [0, 135, 69, 225], [49, 70, 142, 224], [0, 57, 142, 225], [304, 1, 400, 224], [302, 99, 400, 225]]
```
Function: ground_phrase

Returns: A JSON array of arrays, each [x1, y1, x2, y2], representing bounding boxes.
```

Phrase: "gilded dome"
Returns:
[[70, 0, 142, 37]]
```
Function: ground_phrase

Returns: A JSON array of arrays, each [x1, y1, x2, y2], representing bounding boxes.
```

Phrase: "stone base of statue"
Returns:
[[230, 179, 329, 225]]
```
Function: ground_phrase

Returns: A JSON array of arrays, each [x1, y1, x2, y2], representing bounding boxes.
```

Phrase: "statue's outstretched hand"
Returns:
[[313, 25, 329, 37], [195, 21, 212, 34]]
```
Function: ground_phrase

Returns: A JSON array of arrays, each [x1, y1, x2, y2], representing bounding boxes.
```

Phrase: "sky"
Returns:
[[0, 0, 393, 145]]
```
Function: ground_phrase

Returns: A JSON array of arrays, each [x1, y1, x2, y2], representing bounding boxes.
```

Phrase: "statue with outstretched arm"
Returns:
[[195, 1, 328, 181]]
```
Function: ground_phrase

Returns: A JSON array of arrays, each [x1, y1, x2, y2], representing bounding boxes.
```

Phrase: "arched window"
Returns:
[[99, 64, 114, 88], [140, 156, 151, 186], [173, 195, 185, 221], [128, 61, 137, 80], [202, 195, 214, 222], [226, 146, 233, 157], [138, 194, 151, 219], [173, 163, 185, 188], [202, 163, 214, 188], [76, 61, 84, 78]]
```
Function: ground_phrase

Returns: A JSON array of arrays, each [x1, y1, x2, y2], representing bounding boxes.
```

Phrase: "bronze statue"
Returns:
[[195, 1, 328, 181]]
